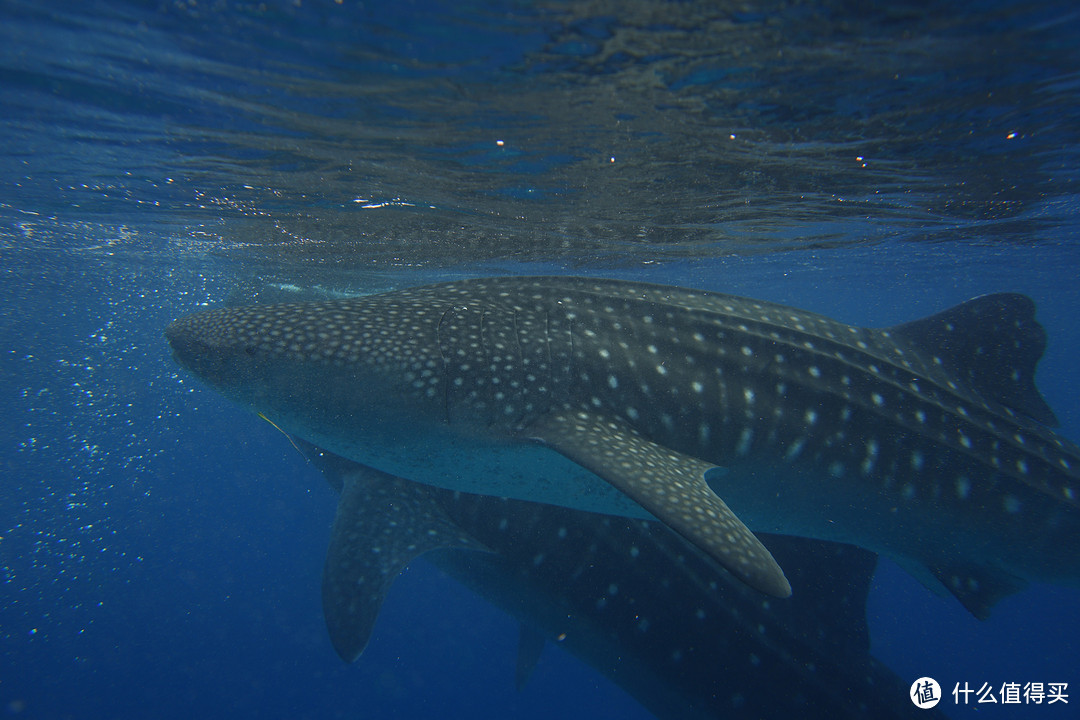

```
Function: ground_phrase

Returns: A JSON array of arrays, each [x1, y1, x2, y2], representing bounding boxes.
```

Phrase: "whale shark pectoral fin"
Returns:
[[528, 410, 791, 599], [322, 461, 489, 662]]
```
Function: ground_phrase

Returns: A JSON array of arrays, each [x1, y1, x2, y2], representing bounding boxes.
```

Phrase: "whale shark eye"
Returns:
[[244, 345, 257, 356]]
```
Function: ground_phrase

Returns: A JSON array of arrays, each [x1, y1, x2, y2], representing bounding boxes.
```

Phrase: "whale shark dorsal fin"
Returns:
[[926, 559, 1029, 620], [528, 410, 791, 599], [892, 553, 1029, 619], [889, 293, 1058, 426], [321, 462, 488, 662]]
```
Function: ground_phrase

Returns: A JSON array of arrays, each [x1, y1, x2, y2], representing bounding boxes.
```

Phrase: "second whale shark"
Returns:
[[306, 441, 939, 719], [166, 276, 1080, 616]]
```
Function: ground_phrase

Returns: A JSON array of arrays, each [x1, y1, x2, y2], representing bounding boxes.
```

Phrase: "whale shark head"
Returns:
[[167, 297, 456, 442]]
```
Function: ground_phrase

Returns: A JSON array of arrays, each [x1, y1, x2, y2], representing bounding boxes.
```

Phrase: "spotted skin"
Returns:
[[309, 443, 941, 719], [530, 410, 790, 597], [167, 276, 1080, 616]]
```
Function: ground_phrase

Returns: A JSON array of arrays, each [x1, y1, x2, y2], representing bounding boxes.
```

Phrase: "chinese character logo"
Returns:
[[951, 680, 1069, 706], [911, 677, 942, 709]]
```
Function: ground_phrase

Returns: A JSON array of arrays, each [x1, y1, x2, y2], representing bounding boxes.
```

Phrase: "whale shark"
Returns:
[[166, 276, 1080, 617], [306, 442, 941, 719]]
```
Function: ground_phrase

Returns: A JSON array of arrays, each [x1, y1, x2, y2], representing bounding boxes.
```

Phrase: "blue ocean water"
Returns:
[[2, 1, 1079, 718]]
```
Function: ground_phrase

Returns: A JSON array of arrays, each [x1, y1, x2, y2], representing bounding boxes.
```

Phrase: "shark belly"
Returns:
[[296, 418, 652, 519]]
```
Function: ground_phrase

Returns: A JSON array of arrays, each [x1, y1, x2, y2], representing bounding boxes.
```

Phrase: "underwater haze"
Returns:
[[2, 1, 1079, 718]]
